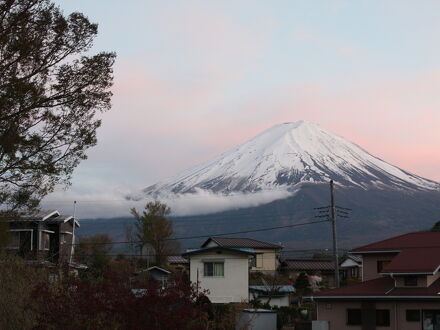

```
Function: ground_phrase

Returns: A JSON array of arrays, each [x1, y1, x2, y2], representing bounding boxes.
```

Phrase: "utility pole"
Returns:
[[330, 180, 340, 288], [69, 201, 77, 264]]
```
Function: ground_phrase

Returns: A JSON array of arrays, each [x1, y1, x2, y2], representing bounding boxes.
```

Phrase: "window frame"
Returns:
[[203, 261, 224, 277], [7, 229, 33, 251], [40, 230, 54, 251]]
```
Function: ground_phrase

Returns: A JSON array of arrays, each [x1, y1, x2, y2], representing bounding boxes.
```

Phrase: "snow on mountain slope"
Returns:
[[142, 121, 439, 196]]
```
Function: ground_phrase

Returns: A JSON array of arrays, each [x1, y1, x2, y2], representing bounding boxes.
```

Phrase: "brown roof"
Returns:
[[313, 277, 440, 299], [352, 231, 440, 253], [201, 237, 282, 249], [280, 259, 335, 271], [382, 247, 440, 274], [352, 231, 440, 274]]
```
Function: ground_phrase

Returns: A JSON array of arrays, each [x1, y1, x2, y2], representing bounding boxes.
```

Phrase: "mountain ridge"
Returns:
[[140, 120, 438, 198]]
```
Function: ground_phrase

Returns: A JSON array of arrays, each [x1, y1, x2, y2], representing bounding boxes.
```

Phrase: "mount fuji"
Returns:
[[142, 120, 439, 197], [83, 121, 440, 251]]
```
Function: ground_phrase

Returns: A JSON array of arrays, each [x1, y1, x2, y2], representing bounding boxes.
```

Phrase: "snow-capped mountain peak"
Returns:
[[143, 121, 439, 196]]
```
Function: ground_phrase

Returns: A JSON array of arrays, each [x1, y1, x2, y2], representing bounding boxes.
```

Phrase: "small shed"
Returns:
[[249, 285, 295, 307], [145, 266, 171, 285]]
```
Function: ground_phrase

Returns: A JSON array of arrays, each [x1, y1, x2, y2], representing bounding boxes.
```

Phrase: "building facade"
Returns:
[[183, 246, 255, 303], [6, 210, 79, 264], [312, 231, 440, 330]]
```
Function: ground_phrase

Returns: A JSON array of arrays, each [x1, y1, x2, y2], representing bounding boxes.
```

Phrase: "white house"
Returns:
[[183, 246, 255, 303], [201, 237, 282, 273]]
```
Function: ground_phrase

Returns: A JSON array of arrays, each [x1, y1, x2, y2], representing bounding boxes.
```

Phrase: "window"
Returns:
[[204, 262, 224, 277], [7, 230, 32, 251], [41, 232, 50, 250], [347, 309, 362, 325], [351, 267, 357, 277], [406, 310, 420, 322], [376, 309, 390, 326], [377, 260, 391, 273], [8, 231, 21, 249], [60, 233, 68, 244], [404, 276, 418, 286]]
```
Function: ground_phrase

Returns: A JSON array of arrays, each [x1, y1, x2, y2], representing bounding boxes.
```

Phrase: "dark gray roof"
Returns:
[[146, 266, 171, 274], [280, 259, 335, 271], [9, 210, 79, 227], [202, 237, 282, 249], [183, 246, 256, 256], [345, 254, 362, 263], [167, 256, 189, 264]]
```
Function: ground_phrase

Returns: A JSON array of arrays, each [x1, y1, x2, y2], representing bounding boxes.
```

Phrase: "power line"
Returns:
[[69, 219, 330, 246]]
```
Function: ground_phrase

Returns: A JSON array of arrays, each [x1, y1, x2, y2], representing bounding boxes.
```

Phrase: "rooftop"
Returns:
[[352, 231, 440, 275], [167, 256, 188, 264], [249, 285, 295, 293], [312, 277, 440, 299], [280, 259, 335, 271], [352, 231, 440, 253], [201, 237, 282, 249], [182, 246, 256, 256], [381, 247, 440, 274]]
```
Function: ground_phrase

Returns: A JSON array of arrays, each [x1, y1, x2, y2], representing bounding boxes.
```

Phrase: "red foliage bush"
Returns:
[[30, 271, 209, 330]]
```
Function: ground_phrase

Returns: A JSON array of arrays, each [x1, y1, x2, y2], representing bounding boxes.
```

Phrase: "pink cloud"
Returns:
[[234, 71, 440, 182]]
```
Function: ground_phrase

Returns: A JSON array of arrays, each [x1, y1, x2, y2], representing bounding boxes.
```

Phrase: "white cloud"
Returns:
[[41, 187, 295, 219]]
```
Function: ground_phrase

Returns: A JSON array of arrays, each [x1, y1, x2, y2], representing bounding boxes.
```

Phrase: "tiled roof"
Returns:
[[202, 237, 282, 249], [280, 259, 335, 271], [312, 277, 440, 299], [382, 247, 440, 274], [346, 254, 362, 263], [182, 246, 256, 256], [352, 231, 440, 252], [167, 256, 188, 264]]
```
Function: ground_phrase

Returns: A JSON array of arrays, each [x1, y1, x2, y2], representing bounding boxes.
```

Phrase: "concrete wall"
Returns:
[[189, 251, 249, 303], [236, 310, 277, 330], [362, 253, 398, 281], [317, 300, 440, 330]]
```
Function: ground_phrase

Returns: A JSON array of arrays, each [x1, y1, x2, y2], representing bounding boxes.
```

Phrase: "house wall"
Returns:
[[59, 221, 74, 262], [393, 273, 440, 288], [362, 253, 398, 281], [189, 251, 249, 303], [317, 300, 440, 330], [395, 275, 427, 288], [426, 272, 440, 286], [251, 249, 279, 272]]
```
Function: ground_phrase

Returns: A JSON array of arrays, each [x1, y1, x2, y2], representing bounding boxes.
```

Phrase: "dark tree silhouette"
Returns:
[[130, 201, 178, 267], [0, 0, 115, 212], [430, 221, 440, 232]]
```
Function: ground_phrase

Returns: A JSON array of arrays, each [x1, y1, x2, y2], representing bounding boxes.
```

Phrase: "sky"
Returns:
[[45, 0, 440, 217]]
